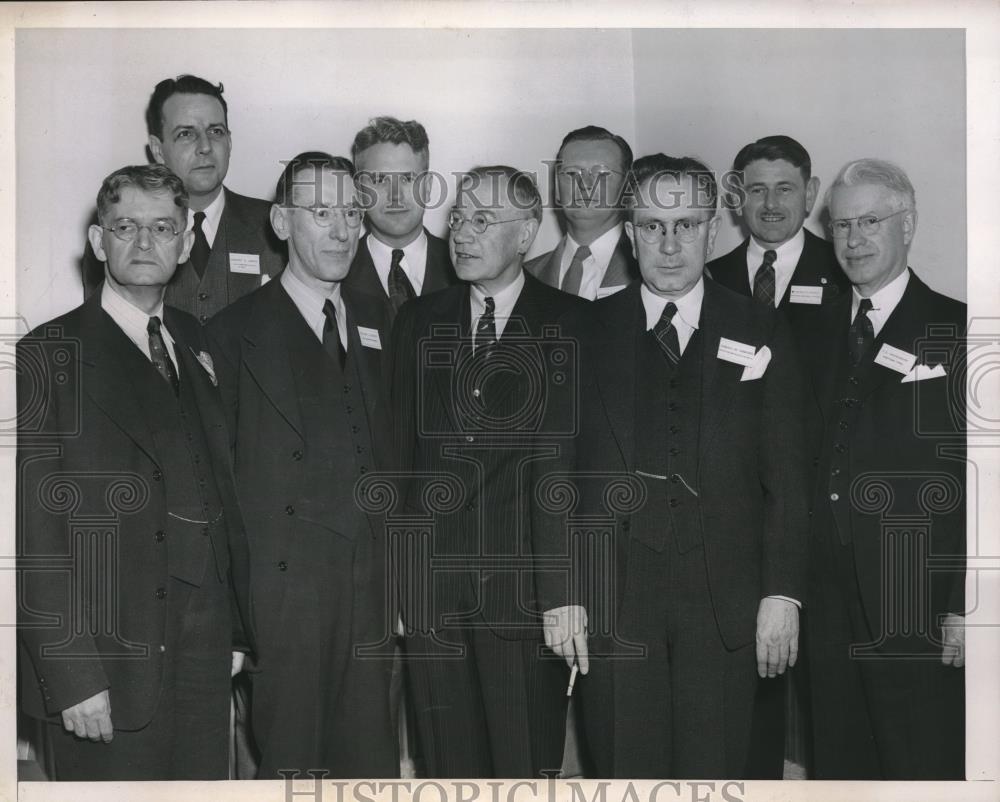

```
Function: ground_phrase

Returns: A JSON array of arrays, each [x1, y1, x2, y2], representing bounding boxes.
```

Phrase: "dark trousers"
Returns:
[[50, 570, 231, 780], [580, 541, 758, 779], [807, 527, 964, 779], [406, 626, 567, 778]]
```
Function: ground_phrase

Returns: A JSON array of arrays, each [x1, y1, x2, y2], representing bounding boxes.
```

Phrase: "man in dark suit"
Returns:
[[135, 74, 283, 322], [391, 166, 581, 777], [18, 164, 251, 780], [207, 152, 397, 778], [803, 158, 965, 779], [708, 135, 848, 340], [535, 154, 809, 778], [525, 126, 638, 299], [346, 116, 456, 324]]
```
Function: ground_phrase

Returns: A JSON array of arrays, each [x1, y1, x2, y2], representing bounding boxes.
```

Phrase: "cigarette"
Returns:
[[566, 663, 579, 697]]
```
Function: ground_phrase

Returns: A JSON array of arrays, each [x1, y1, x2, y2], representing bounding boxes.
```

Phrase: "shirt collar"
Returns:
[[281, 264, 343, 338], [564, 224, 622, 271], [851, 267, 910, 336], [747, 228, 805, 305], [101, 280, 165, 329], [642, 277, 704, 332], [470, 269, 525, 339], [187, 187, 226, 245], [366, 228, 429, 294]]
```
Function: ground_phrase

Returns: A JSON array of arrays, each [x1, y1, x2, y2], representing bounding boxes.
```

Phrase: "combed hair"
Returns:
[[351, 116, 430, 163], [628, 154, 718, 218], [146, 75, 227, 139], [274, 151, 356, 207], [827, 158, 916, 211], [556, 125, 633, 171], [460, 165, 542, 223], [96, 164, 188, 223], [733, 135, 812, 180]]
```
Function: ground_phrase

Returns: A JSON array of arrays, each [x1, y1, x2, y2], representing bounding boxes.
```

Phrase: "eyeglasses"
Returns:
[[103, 219, 182, 244], [356, 171, 422, 187], [557, 164, 624, 183], [284, 204, 364, 228], [828, 208, 908, 239], [447, 210, 529, 235], [634, 218, 709, 244]]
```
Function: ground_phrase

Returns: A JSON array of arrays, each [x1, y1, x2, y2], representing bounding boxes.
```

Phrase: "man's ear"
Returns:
[[148, 135, 165, 165], [705, 215, 722, 258], [902, 208, 918, 246], [624, 220, 637, 259], [805, 175, 820, 215], [179, 228, 195, 265], [270, 204, 291, 241], [87, 224, 107, 263], [517, 218, 540, 256]]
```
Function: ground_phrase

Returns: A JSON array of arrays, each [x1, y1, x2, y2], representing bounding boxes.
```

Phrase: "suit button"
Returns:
[[848, 376, 859, 386], [159, 644, 167, 653], [292, 450, 303, 460], [621, 520, 631, 532], [830, 493, 840, 502], [473, 388, 481, 398], [465, 502, 476, 512], [356, 445, 364, 454], [201, 527, 209, 537], [668, 447, 679, 456], [351, 425, 359, 434], [152, 470, 162, 481], [807, 509, 814, 517], [835, 444, 846, 454], [812, 457, 819, 467], [838, 420, 848, 430], [199, 314, 208, 323], [669, 498, 679, 507], [198, 292, 209, 300], [343, 385, 352, 394], [278, 561, 288, 572], [285, 505, 295, 515], [359, 466, 368, 474], [670, 474, 680, 483], [667, 402, 678, 412], [466, 435, 475, 443], [154, 530, 165, 542], [346, 405, 353, 413], [155, 587, 167, 599], [831, 468, 841, 477], [669, 425, 680, 435]]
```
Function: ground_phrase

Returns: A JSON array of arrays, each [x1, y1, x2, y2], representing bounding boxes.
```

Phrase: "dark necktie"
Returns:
[[189, 211, 211, 280], [322, 299, 346, 370], [147, 315, 179, 395], [752, 249, 777, 307], [848, 298, 875, 367], [560, 244, 591, 296], [475, 296, 497, 352], [388, 248, 416, 314], [652, 302, 681, 365]]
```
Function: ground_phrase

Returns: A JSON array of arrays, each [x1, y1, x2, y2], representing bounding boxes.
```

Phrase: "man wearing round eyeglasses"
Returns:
[[802, 159, 966, 779], [18, 164, 253, 779], [526, 126, 639, 300], [207, 152, 397, 778], [391, 166, 583, 777], [535, 153, 808, 777]]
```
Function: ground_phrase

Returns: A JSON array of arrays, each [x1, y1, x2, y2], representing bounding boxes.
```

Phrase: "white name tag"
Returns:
[[595, 284, 627, 299], [358, 326, 382, 350], [789, 285, 823, 305], [717, 337, 758, 367], [874, 343, 917, 375], [229, 253, 261, 274]]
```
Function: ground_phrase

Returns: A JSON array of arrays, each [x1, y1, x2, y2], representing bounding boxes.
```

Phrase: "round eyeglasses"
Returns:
[[447, 210, 529, 235], [102, 219, 182, 244], [285, 205, 364, 228], [634, 218, 708, 244], [828, 209, 908, 239]]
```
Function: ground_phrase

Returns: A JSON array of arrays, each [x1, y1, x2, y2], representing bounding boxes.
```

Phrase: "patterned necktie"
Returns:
[[652, 302, 681, 365], [388, 248, 416, 314], [322, 299, 346, 370], [189, 211, 211, 280], [848, 298, 875, 367], [147, 316, 179, 395], [560, 245, 591, 296], [475, 296, 497, 352], [752, 249, 777, 307]]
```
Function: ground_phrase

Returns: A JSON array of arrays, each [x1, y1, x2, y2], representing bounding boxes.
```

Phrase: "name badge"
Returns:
[[595, 284, 627, 299], [358, 326, 382, 350], [229, 253, 261, 274], [789, 285, 823, 305], [717, 337, 757, 367], [874, 343, 917, 375]]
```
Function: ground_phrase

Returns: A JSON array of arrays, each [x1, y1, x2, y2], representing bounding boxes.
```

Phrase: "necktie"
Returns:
[[388, 248, 416, 315], [752, 249, 777, 307], [322, 299, 346, 370], [560, 245, 591, 296], [475, 296, 497, 352], [147, 316, 179, 395], [848, 298, 875, 367], [652, 302, 681, 365], [189, 211, 211, 280]]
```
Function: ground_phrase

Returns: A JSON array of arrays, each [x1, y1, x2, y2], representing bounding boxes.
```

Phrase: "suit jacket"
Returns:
[[525, 230, 639, 296], [17, 292, 251, 729], [533, 279, 809, 650], [391, 272, 585, 639], [802, 270, 967, 633], [344, 229, 457, 319], [707, 229, 849, 339]]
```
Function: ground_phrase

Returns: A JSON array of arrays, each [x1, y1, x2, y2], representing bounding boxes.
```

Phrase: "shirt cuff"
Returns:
[[766, 594, 801, 609]]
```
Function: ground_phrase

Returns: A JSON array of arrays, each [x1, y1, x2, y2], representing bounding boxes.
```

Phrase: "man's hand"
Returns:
[[61, 689, 113, 743], [755, 597, 799, 678], [543, 604, 590, 674], [941, 613, 965, 668], [231, 650, 246, 677]]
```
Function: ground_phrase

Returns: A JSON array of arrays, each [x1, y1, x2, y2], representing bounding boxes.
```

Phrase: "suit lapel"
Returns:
[[343, 283, 392, 406], [698, 281, 748, 452], [484, 273, 546, 411], [423, 288, 468, 433], [730, 239, 753, 296], [810, 293, 851, 423], [538, 238, 567, 289], [601, 231, 637, 288], [222, 189, 267, 299], [594, 285, 641, 468], [422, 230, 456, 294]]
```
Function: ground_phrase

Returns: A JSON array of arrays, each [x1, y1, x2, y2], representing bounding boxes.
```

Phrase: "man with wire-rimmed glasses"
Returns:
[[17, 163, 252, 779], [206, 152, 398, 778]]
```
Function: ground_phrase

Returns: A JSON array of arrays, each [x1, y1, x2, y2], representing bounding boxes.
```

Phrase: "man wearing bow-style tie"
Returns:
[[18, 164, 252, 780], [345, 116, 457, 325], [535, 154, 809, 778], [802, 159, 966, 779], [206, 152, 397, 777], [708, 135, 848, 341]]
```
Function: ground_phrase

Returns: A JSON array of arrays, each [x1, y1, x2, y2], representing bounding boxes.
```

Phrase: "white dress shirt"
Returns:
[[746, 228, 806, 307], [281, 267, 348, 349], [101, 282, 178, 368], [851, 268, 909, 337], [470, 270, 525, 346], [558, 224, 623, 300], [367, 229, 428, 296], [641, 278, 703, 355], [186, 187, 226, 248]]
